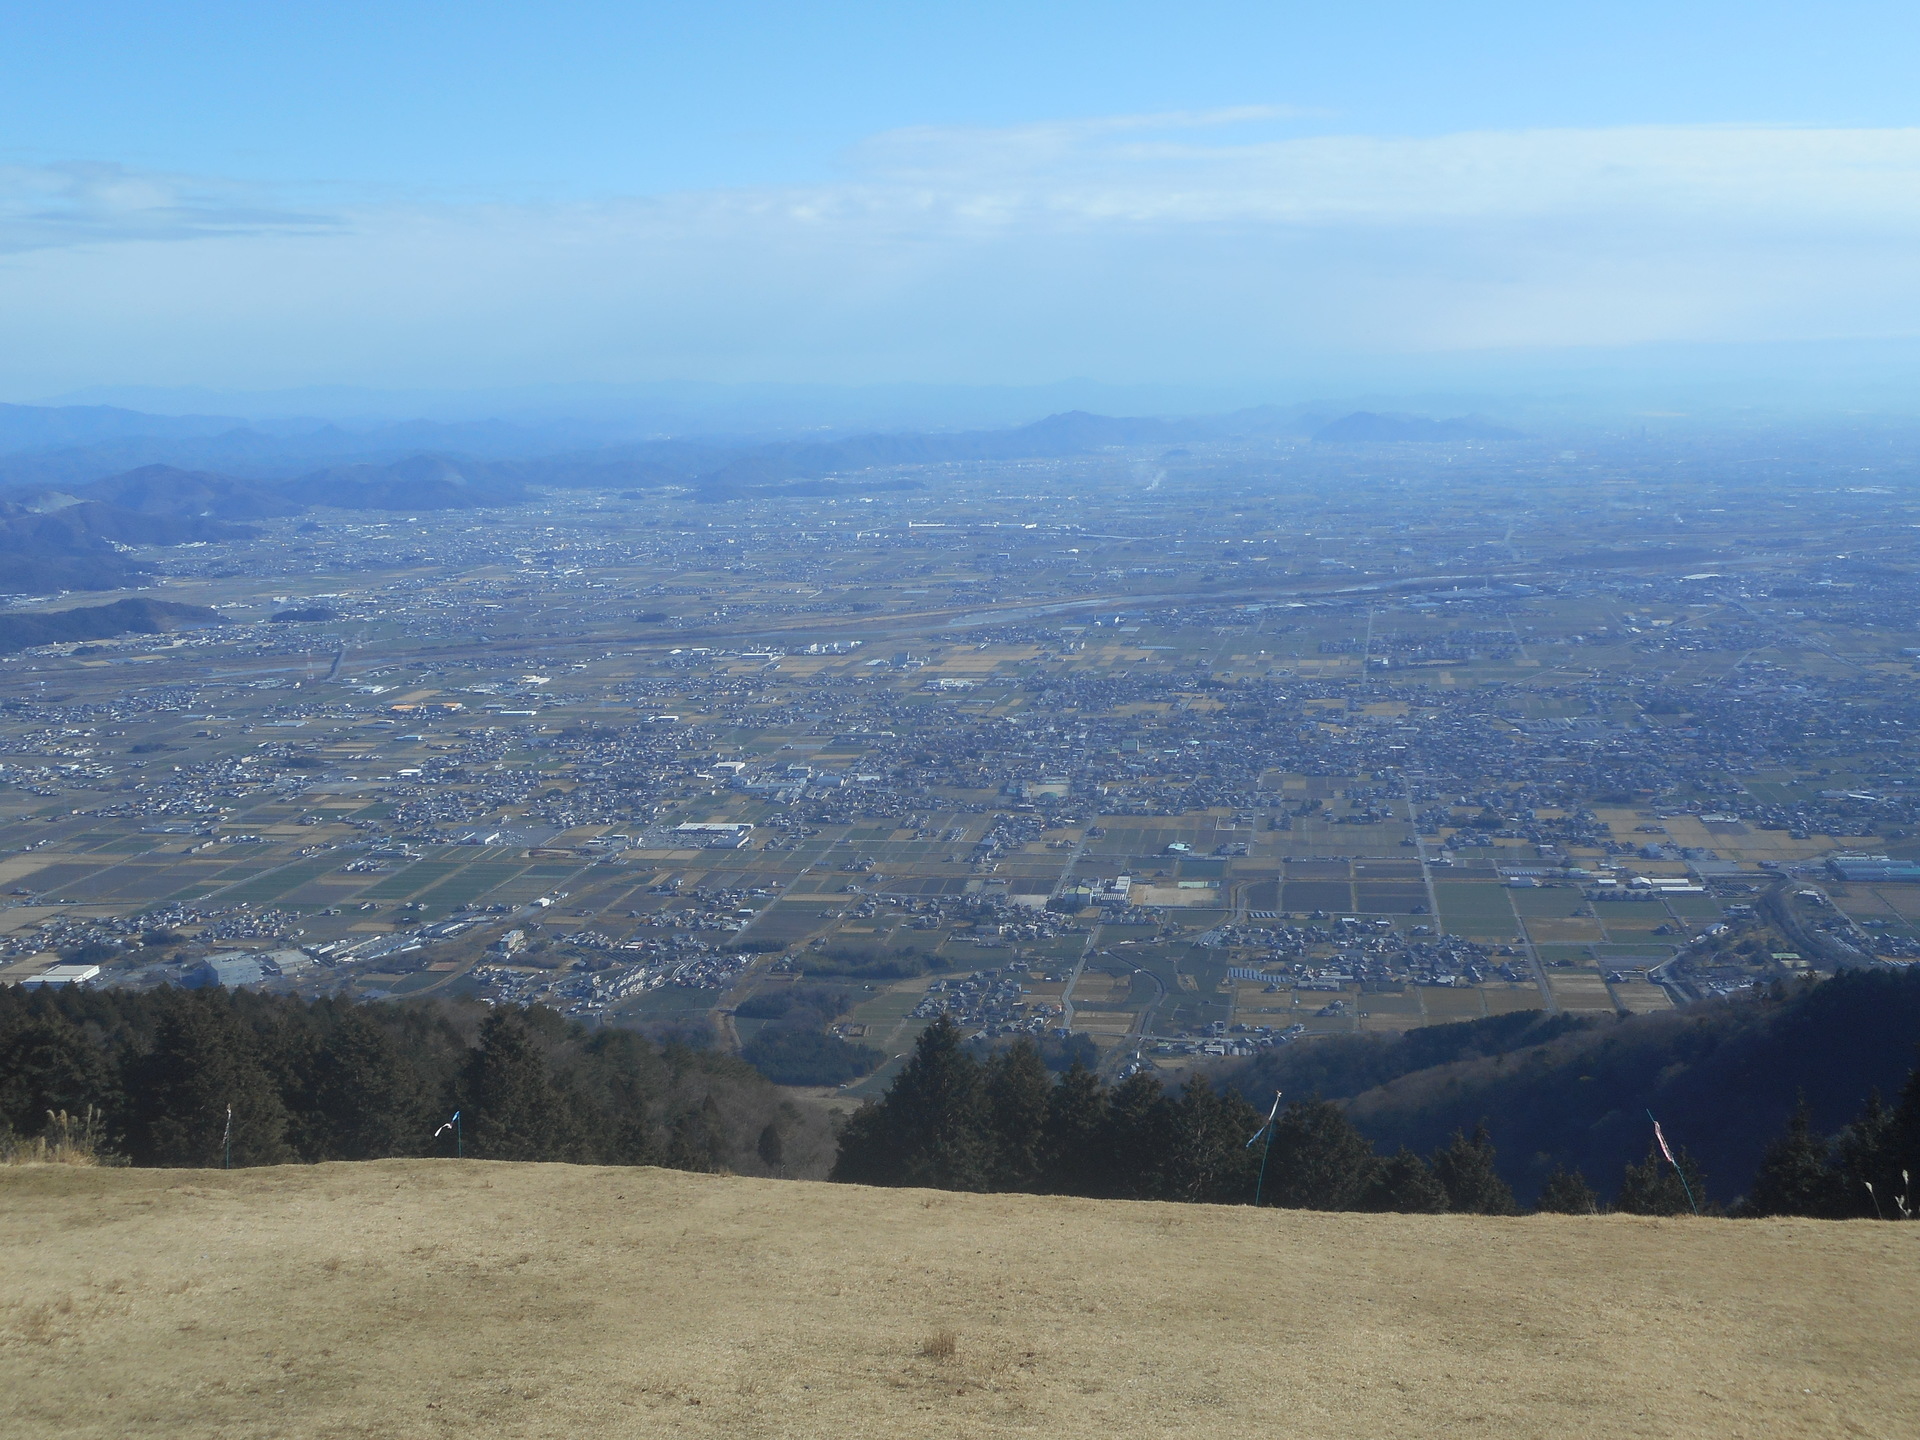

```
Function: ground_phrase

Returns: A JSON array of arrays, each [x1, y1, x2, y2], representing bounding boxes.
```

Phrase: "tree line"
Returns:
[[1225, 968, 1920, 1207], [0, 984, 825, 1174], [6, 976, 1913, 1218], [832, 1016, 1920, 1218]]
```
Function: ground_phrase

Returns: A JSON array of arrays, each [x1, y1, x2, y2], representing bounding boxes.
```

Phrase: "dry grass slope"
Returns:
[[3, 1161, 1916, 1439]]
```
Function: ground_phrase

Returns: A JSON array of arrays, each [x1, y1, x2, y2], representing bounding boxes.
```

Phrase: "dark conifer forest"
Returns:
[[1227, 968, 1920, 1210], [0, 985, 824, 1174], [4, 970, 1918, 1220], [833, 972, 1920, 1218]]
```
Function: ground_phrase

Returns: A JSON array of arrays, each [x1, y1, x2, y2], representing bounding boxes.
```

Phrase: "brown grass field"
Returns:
[[4, 1161, 1917, 1439]]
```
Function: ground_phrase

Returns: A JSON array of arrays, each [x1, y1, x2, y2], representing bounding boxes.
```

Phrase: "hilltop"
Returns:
[[0, 598, 226, 655], [3, 1162, 1914, 1439]]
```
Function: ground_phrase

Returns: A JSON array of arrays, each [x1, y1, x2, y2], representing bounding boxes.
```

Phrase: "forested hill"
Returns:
[[0, 599, 225, 655], [1222, 969, 1920, 1203], [828, 977, 1920, 1218]]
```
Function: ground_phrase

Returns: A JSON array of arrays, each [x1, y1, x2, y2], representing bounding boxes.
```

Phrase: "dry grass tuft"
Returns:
[[5, 1296, 81, 1348], [0, 1111, 109, 1168], [920, 1328, 957, 1362]]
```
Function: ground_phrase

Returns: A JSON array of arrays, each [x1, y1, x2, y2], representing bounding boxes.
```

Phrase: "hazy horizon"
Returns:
[[26, 335, 1920, 438], [9, 3, 1920, 416]]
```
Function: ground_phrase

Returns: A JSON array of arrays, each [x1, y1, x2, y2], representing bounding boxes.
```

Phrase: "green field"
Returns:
[[415, 862, 529, 907], [744, 901, 843, 944], [1508, 887, 1586, 917], [359, 861, 465, 900], [214, 856, 349, 906], [1434, 882, 1519, 938], [1535, 943, 1597, 966]]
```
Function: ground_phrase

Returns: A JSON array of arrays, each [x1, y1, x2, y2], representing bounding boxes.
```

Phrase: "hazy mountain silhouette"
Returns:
[[281, 453, 529, 510], [79, 464, 305, 520]]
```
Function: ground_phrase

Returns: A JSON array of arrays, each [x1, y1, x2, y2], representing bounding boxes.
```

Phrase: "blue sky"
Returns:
[[6, 2, 1920, 404]]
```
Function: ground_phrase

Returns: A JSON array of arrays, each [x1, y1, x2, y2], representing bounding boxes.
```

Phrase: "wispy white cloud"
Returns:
[[0, 161, 339, 254], [6, 112, 1920, 389], [830, 116, 1920, 229], [846, 105, 1317, 182]]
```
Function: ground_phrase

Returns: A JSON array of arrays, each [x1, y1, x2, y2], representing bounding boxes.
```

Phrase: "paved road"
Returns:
[[1125, 966, 1168, 1048], [1059, 945, 1091, 1032], [1760, 876, 1876, 970]]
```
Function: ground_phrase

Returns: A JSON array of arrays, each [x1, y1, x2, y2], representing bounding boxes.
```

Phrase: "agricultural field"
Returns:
[[7, 446, 1917, 1077]]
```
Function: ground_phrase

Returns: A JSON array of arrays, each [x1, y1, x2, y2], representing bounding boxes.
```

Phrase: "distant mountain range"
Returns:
[[0, 412, 1222, 528], [0, 402, 252, 450], [0, 401, 1531, 594], [0, 485, 264, 594], [0, 452, 564, 593], [0, 398, 1357, 494], [82, 464, 306, 520], [0, 404, 629, 490], [0, 398, 1532, 500]]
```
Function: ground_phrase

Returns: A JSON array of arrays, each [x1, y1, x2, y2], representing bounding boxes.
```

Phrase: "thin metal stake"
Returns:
[[1646, 1109, 1699, 1216], [1250, 1091, 1283, 1207]]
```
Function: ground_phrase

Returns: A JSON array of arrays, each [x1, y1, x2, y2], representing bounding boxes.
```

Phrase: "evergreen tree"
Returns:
[[984, 1039, 1052, 1191], [1881, 1057, 1920, 1214], [1360, 1147, 1450, 1213], [756, 1119, 786, 1175], [662, 1094, 728, 1172], [0, 987, 802, 1177], [1039, 1060, 1108, 1195], [1741, 1098, 1839, 1217], [1827, 1074, 1920, 1221], [829, 1016, 989, 1189], [1101, 1070, 1179, 1199], [1535, 1164, 1599, 1215], [1430, 1122, 1517, 1215], [829, 1100, 893, 1185], [1830, 1091, 1898, 1218], [292, 1004, 420, 1161], [0, 1013, 116, 1139], [125, 992, 290, 1167], [565, 1027, 668, 1166], [887, 1016, 990, 1190], [1167, 1080, 1263, 1204], [1616, 1142, 1707, 1216], [458, 1009, 579, 1161], [1261, 1097, 1378, 1210]]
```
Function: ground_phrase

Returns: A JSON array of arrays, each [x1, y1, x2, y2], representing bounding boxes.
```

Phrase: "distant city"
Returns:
[[2, 402, 1915, 1103]]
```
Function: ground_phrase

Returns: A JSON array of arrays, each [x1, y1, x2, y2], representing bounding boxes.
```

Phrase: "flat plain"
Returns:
[[3, 1161, 1916, 1440]]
